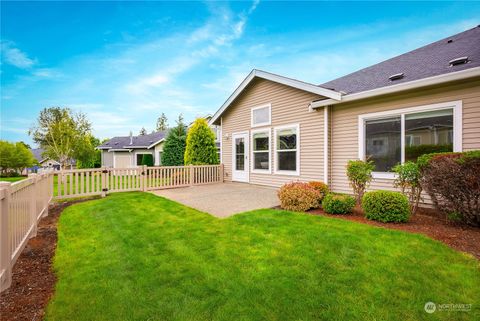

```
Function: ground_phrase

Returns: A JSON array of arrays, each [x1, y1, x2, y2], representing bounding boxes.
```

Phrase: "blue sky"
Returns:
[[1, 1, 479, 146]]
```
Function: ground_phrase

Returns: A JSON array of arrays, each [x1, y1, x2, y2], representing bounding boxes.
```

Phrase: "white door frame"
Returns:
[[231, 131, 249, 183]]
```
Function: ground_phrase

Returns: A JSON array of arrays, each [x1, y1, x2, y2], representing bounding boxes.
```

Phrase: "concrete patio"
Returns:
[[151, 182, 279, 217]]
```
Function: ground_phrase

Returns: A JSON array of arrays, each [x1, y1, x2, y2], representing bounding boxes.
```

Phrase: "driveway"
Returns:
[[151, 182, 279, 217]]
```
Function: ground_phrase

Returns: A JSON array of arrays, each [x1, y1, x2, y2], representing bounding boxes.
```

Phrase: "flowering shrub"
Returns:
[[278, 182, 320, 212], [308, 181, 329, 201], [362, 190, 410, 223], [321, 193, 356, 214]]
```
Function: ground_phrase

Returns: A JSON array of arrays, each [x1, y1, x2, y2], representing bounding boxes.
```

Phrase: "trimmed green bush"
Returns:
[[161, 118, 187, 166], [321, 193, 356, 214], [362, 190, 410, 223], [346, 159, 375, 204], [278, 182, 320, 212]]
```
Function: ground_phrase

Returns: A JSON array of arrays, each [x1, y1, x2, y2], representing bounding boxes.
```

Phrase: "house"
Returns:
[[209, 26, 480, 197], [98, 131, 166, 168], [30, 148, 75, 171]]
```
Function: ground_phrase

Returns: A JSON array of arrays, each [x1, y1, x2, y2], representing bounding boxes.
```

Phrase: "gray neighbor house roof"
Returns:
[[98, 131, 167, 150], [320, 25, 480, 94], [30, 148, 75, 165]]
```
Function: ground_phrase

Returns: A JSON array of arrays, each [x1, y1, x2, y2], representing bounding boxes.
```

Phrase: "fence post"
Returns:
[[43, 174, 50, 217], [101, 167, 107, 198], [142, 165, 147, 192], [28, 174, 38, 238], [0, 182, 12, 292], [189, 165, 194, 186]]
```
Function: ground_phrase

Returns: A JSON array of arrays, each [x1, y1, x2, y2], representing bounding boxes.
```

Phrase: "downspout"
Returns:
[[323, 106, 329, 185], [220, 117, 223, 164]]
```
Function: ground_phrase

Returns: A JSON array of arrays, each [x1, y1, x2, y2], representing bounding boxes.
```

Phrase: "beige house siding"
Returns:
[[101, 151, 114, 167], [221, 78, 327, 187], [330, 77, 480, 194]]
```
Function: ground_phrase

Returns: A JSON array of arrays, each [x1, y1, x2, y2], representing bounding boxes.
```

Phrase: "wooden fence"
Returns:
[[55, 164, 224, 199], [0, 173, 53, 292]]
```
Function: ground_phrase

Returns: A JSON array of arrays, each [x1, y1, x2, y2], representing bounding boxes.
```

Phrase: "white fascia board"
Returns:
[[209, 69, 342, 125], [310, 66, 480, 109], [147, 138, 165, 149]]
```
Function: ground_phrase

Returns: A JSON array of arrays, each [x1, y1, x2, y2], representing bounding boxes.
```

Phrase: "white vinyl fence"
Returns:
[[0, 164, 223, 292], [0, 173, 53, 292]]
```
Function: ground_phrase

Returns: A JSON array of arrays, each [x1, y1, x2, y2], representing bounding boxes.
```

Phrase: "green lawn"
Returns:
[[46, 192, 479, 321], [0, 176, 27, 183]]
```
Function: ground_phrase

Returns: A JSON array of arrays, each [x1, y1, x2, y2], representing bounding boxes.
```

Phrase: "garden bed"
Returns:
[[308, 206, 480, 259], [0, 197, 99, 321]]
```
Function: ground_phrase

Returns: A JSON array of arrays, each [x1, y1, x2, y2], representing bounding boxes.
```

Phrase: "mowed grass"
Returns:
[[46, 192, 479, 321], [0, 176, 27, 182]]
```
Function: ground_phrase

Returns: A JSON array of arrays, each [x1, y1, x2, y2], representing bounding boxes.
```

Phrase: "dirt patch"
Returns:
[[306, 206, 480, 259], [0, 197, 99, 321]]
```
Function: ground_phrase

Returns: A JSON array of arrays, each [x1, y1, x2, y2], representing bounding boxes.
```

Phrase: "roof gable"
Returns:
[[209, 69, 342, 124]]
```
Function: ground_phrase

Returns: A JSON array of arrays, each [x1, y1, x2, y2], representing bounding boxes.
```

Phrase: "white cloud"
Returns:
[[1, 41, 36, 69]]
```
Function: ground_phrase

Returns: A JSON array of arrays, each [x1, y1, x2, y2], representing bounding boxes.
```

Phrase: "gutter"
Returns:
[[310, 66, 480, 109]]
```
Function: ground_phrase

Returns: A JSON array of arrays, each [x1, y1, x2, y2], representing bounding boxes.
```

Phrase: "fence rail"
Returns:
[[0, 172, 53, 292], [54, 164, 223, 198]]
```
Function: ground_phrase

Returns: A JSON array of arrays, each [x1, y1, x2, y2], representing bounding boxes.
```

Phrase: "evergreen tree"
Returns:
[[139, 127, 147, 135], [156, 113, 168, 131], [161, 115, 187, 166], [184, 118, 219, 165]]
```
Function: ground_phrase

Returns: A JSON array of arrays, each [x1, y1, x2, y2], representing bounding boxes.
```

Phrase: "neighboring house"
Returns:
[[209, 26, 480, 198], [30, 148, 75, 171], [98, 131, 166, 168]]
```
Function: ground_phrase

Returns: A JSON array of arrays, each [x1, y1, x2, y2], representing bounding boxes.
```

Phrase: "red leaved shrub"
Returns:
[[278, 182, 320, 212], [308, 181, 329, 201], [420, 151, 480, 226]]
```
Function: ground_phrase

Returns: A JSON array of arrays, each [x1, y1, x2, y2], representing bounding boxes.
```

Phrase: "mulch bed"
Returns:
[[307, 206, 480, 259], [0, 197, 99, 321]]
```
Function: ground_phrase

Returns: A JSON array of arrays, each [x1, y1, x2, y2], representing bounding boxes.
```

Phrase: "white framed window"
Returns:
[[358, 101, 462, 179], [251, 104, 271, 127], [251, 128, 271, 173], [274, 124, 300, 176], [135, 152, 153, 166]]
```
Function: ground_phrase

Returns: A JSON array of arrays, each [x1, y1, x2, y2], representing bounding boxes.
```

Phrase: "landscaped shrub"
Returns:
[[362, 190, 410, 223], [278, 182, 320, 212], [321, 193, 356, 214], [308, 181, 329, 202], [346, 159, 375, 204], [392, 161, 422, 215], [161, 117, 187, 166], [419, 151, 480, 227]]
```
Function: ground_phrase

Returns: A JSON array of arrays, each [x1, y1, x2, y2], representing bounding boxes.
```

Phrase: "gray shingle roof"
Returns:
[[98, 131, 167, 149], [321, 26, 480, 94], [31, 148, 46, 162]]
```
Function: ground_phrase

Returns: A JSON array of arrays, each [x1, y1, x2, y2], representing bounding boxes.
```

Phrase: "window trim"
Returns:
[[250, 128, 271, 174], [358, 100, 462, 179], [251, 103, 272, 128], [274, 123, 300, 176]]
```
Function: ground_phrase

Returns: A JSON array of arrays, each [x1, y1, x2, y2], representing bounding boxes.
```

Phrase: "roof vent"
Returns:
[[447, 39, 453, 43], [389, 73, 404, 81], [114, 142, 118, 145], [449, 56, 469, 66]]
